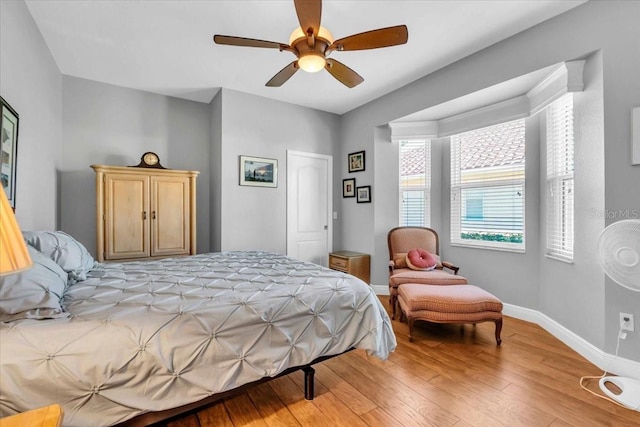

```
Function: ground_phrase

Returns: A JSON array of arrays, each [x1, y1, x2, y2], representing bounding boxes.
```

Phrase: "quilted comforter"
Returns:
[[0, 251, 396, 426]]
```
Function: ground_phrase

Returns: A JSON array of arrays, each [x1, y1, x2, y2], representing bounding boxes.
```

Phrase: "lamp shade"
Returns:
[[0, 188, 32, 275], [298, 53, 326, 73]]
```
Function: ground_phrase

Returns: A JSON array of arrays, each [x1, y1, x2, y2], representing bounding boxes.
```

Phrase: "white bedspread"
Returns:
[[0, 251, 396, 426]]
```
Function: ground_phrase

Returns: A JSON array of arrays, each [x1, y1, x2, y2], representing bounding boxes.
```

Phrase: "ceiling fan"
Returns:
[[213, 0, 408, 88]]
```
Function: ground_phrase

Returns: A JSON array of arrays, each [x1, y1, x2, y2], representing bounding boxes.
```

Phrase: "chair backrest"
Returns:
[[387, 226, 440, 260]]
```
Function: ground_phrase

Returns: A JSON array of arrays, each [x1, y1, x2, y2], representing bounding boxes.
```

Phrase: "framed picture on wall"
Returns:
[[343, 178, 356, 197], [348, 150, 365, 172], [239, 155, 278, 187], [356, 185, 371, 203], [1, 97, 19, 208]]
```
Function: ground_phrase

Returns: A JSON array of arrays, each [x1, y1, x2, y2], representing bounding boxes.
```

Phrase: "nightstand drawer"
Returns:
[[328, 251, 370, 284], [329, 256, 348, 270]]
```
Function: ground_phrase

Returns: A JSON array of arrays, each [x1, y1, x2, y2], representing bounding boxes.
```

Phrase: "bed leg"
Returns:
[[303, 366, 315, 400]]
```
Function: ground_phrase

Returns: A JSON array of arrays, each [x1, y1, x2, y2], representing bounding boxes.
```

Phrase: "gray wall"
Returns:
[[373, 126, 396, 283], [539, 51, 606, 348], [210, 91, 222, 253], [0, 0, 62, 230], [215, 89, 340, 253], [60, 76, 211, 256], [337, 0, 640, 359]]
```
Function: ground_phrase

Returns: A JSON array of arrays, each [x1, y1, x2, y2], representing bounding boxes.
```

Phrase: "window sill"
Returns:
[[544, 253, 574, 264], [451, 240, 525, 253]]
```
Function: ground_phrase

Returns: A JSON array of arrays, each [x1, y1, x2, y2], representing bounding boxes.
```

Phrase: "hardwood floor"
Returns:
[[162, 297, 640, 427]]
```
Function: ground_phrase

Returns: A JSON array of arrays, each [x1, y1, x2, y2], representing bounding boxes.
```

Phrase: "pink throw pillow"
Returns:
[[406, 248, 437, 271]]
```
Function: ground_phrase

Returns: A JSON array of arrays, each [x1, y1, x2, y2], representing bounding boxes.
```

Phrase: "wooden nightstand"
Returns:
[[329, 251, 370, 284], [0, 404, 63, 427]]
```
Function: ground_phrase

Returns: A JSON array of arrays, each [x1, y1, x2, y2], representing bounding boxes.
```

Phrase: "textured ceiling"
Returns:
[[26, 0, 585, 114]]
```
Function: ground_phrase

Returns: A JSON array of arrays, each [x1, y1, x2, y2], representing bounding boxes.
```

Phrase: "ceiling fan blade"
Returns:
[[325, 59, 364, 88], [266, 61, 299, 87], [294, 0, 321, 36], [214, 35, 285, 49], [330, 25, 408, 51]]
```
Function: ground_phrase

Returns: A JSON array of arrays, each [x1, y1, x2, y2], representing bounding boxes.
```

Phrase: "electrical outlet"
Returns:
[[620, 313, 634, 332]]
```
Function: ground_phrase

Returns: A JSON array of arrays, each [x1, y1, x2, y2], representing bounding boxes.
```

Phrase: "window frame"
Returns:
[[450, 119, 526, 253], [399, 139, 431, 228]]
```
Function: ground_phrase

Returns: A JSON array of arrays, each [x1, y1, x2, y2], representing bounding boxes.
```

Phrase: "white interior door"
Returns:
[[287, 151, 333, 266]]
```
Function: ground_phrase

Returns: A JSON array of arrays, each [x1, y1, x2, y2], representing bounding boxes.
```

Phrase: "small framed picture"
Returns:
[[348, 150, 365, 173], [356, 185, 371, 203], [239, 155, 278, 187], [1, 97, 19, 208], [343, 178, 356, 198]]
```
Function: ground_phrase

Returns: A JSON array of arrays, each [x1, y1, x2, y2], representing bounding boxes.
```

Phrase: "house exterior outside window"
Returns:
[[451, 119, 526, 251], [400, 140, 430, 227]]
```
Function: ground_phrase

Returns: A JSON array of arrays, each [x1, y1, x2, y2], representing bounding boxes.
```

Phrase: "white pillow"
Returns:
[[23, 231, 95, 283], [0, 245, 70, 322]]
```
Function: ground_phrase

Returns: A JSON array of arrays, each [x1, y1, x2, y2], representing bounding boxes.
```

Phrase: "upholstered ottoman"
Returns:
[[397, 283, 503, 345]]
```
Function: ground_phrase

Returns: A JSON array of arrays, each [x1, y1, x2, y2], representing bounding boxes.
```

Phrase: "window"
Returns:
[[546, 94, 574, 262], [399, 140, 430, 227], [451, 119, 526, 251]]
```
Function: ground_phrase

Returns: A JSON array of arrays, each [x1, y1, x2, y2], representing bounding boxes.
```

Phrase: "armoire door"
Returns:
[[150, 175, 190, 257], [104, 173, 150, 260]]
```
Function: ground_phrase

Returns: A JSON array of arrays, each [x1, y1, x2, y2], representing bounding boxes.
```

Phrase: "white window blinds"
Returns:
[[451, 119, 526, 251], [400, 140, 431, 227], [546, 93, 574, 262]]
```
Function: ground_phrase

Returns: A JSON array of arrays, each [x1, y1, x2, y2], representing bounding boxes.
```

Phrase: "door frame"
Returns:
[[286, 150, 333, 265]]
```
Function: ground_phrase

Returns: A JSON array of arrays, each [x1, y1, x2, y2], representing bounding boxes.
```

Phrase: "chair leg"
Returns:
[[390, 294, 397, 320], [494, 318, 503, 346]]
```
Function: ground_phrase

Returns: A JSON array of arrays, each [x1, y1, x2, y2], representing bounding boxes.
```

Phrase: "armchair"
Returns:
[[387, 226, 468, 319]]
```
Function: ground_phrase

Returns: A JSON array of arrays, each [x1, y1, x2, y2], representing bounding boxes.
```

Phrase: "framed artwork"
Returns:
[[239, 155, 278, 187], [356, 185, 371, 203], [348, 150, 365, 173], [1, 97, 19, 208], [633, 107, 640, 165], [343, 178, 356, 198]]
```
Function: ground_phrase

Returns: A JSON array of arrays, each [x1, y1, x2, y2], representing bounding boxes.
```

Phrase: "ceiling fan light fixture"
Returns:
[[288, 25, 334, 45], [215, 1, 407, 88], [298, 53, 326, 73]]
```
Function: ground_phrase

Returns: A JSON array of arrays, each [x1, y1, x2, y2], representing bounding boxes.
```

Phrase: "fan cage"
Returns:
[[596, 219, 640, 291]]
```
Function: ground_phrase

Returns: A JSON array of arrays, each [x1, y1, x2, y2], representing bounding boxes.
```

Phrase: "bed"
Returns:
[[0, 231, 396, 427]]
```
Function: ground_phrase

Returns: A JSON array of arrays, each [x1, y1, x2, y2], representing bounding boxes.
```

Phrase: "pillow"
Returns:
[[394, 251, 443, 269], [393, 252, 408, 268], [22, 231, 95, 283], [406, 248, 438, 271], [0, 245, 70, 322]]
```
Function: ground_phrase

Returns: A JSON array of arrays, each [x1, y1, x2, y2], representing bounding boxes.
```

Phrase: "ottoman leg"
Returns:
[[494, 318, 503, 346]]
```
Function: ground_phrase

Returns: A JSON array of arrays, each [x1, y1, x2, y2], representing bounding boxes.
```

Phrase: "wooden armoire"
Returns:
[[91, 164, 199, 262]]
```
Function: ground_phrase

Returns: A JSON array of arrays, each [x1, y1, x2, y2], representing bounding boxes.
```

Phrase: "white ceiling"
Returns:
[[25, 0, 585, 115]]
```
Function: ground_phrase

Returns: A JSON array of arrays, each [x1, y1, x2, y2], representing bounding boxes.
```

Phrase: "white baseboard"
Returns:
[[371, 284, 388, 295], [371, 285, 639, 379], [502, 303, 640, 379]]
